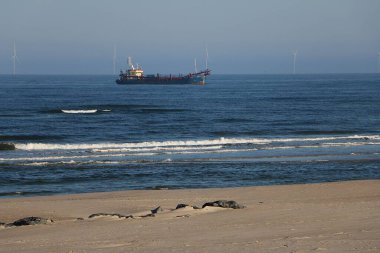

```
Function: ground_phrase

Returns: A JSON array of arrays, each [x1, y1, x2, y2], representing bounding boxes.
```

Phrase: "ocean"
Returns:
[[0, 74, 379, 197]]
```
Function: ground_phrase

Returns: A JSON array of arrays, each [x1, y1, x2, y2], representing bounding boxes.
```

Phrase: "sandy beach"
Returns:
[[0, 180, 379, 253]]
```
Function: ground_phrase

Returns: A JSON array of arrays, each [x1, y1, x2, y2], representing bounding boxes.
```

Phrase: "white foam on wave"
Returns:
[[1, 148, 254, 162], [15, 138, 266, 151], [3, 141, 380, 165], [21, 162, 51, 166], [61, 109, 97, 114], [15, 135, 380, 151], [0, 153, 127, 162], [91, 145, 224, 153]]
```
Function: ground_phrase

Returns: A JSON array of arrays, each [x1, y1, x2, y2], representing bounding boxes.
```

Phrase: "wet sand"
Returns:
[[1, 180, 379, 253]]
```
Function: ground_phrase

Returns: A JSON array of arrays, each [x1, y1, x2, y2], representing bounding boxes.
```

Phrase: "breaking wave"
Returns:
[[15, 135, 380, 151], [0, 134, 376, 167]]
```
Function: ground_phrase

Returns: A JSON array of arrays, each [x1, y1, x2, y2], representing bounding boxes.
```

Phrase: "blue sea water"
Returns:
[[0, 74, 380, 197]]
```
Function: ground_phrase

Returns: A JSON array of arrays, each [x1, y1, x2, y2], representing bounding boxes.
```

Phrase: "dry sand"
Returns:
[[0, 180, 379, 253]]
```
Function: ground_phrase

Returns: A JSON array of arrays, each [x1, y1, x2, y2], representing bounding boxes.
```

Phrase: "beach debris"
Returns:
[[0, 143, 16, 151], [175, 203, 201, 210], [9, 217, 53, 227], [88, 208, 164, 220], [151, 206, 163, 214], [88, 213, 133, 219], [175, 203, 189, 209], [202, 200, 245, 209], [86, 201, 245, 222]]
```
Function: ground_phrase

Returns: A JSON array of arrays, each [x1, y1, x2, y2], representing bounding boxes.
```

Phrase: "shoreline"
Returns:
[[1, 180, 379, 252], [0, 177, 378, 199]]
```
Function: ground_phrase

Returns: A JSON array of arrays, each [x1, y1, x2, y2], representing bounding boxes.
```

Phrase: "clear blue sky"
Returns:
[[0, 0, 379, 74]]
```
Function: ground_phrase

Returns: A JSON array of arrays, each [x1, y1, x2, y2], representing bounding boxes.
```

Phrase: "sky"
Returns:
[[0, 0, 379, 74]]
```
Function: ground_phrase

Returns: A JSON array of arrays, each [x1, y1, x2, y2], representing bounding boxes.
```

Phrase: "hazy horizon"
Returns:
[[1, 0, 379, 75]]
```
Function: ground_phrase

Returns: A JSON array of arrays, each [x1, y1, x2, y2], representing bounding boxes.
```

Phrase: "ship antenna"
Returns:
[[113, 45, 117, 75], [292, 50, 298, 74], [194, 58, 198, 73]]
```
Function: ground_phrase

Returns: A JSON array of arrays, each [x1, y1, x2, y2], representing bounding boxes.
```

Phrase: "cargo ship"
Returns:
[[116, 57, 211, 85]]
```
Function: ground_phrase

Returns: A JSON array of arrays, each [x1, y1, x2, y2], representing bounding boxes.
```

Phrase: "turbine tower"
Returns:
[[12, 41, 17, 75], [292, 50, 298, 74], [113, 45, 117, 75], [128, 56, 134, 70], [378, 52, 380, 73], [205, 47, 209, 70]]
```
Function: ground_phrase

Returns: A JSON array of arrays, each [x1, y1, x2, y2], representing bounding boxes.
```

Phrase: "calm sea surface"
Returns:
[[1, 74, 379, 197]]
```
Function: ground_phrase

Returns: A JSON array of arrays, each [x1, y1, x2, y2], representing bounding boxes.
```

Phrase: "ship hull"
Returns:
[[116, 76, 204, 85], [116, 68, 210, 85]]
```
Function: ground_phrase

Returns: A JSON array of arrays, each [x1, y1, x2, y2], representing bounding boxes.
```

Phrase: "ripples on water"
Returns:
[[0, 74, 380, 196]]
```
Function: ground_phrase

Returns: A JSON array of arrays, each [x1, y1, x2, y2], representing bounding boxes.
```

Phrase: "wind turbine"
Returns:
[[12, 41, 18, 75], [378, 52, 380, 73], [292, 50, 298, 74], [128, 56, 134, 70], [205, 47, 209, 70], [113, 45, 117, 75]]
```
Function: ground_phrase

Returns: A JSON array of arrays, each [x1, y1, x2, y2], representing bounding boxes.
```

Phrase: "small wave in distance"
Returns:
[[61, 109, 97, 114]]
